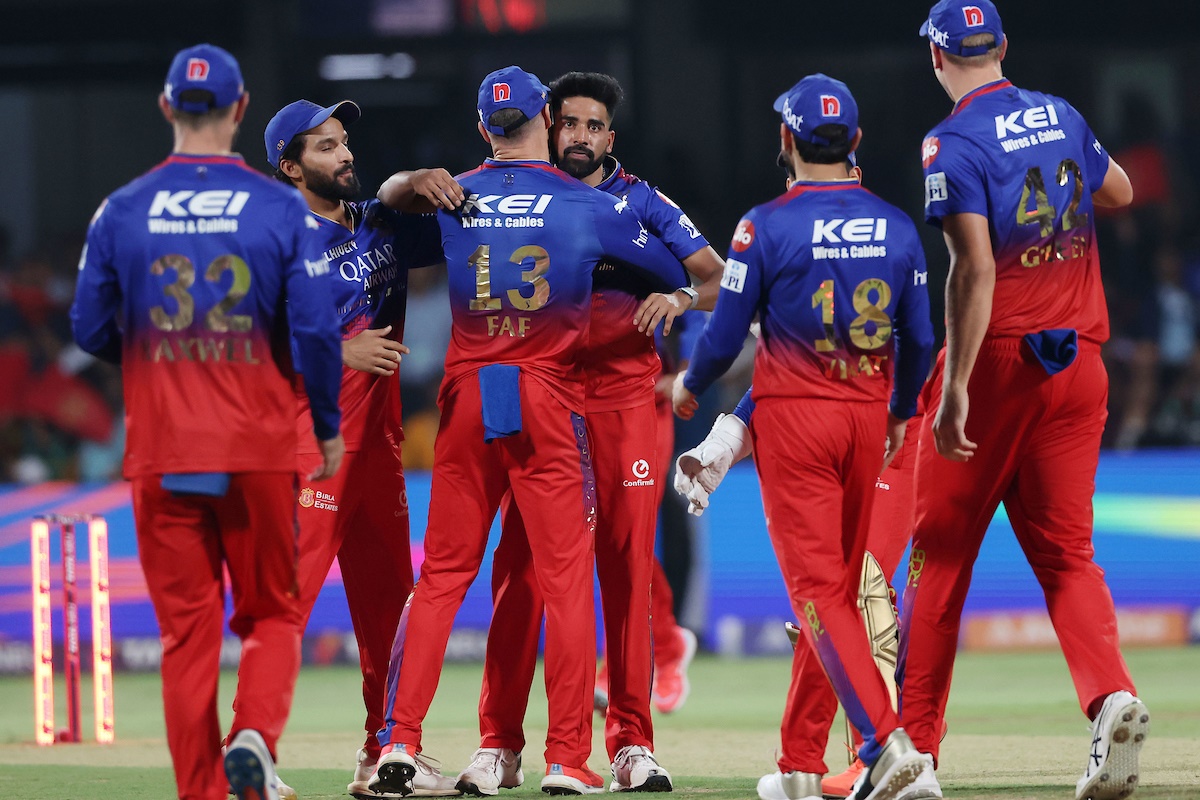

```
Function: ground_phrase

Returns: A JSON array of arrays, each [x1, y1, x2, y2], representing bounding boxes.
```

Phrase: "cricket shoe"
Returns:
[[541, 762, 605, 795], [349, 747, 461, 798], [892, 763, 941, 800], [820, 759, 864, 799], [849, 729, 931, 800], [225, 729, 280, 800], [224, 749, 295, 799], [756, 771, 821, 800], [1076, 691, 1150, 800], [651, 627, 697, 714], [369, 742, 420, 796], [457, 747, 524, 796], [595, 662, 610, 714], [608, 745, 672, 792]]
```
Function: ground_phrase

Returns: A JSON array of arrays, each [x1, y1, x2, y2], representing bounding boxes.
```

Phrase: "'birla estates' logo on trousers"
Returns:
[[623, 459, 655, 488]]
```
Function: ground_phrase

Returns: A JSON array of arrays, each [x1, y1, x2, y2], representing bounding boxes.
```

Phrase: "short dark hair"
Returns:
[[549, 72, 624, 123], [791, 124, 853, 165], [272, 135, 307, 184], [485, 108, 547, 143], [943, 33, 1001, 66], [171, 91, 236, 131]]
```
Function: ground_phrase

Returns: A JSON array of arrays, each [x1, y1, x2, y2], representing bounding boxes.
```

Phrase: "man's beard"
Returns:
[[556, 144, 605, 180], [305, 164, 361, 202]]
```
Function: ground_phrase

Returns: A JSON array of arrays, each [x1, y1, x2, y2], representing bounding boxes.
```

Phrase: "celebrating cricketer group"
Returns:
[[69, 2, 1149, 800]]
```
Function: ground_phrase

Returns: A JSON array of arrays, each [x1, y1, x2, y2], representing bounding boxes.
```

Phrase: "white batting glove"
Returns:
[[674, 413, 753, 516]]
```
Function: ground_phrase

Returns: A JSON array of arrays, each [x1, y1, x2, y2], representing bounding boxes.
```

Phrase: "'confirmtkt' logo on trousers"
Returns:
[[623, 458, 655, 488]]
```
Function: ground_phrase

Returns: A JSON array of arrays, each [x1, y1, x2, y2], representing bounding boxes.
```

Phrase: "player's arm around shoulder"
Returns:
[[591, 189, 689, 302], [378, 168, 465, 214]]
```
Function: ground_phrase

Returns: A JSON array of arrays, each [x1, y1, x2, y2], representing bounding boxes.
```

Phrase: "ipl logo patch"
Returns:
[[820, 95, 841, 117], [186, 58, 210, 81], [492, 83, 511, 102], [298, 487, 315, 508], [962, 5, 985, 27]]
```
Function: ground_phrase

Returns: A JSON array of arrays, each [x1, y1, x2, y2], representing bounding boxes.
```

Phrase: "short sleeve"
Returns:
[[921, 132, 988, 226]]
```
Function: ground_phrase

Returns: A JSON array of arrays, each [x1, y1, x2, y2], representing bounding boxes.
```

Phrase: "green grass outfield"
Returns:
[[1, 647, 1197, 799]]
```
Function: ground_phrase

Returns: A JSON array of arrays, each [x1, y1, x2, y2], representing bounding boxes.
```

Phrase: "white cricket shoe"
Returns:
[[756, 771, 821, 800], [369, 743, 420, 796], [225, 729, 280, 800], [608, 745, 672, 792], [894, 762, 942, 800], [349, 747, 461, 798], [1076, 691, 1150, 800], [849, 729, 932, 800], [456, 747, 524, 796]]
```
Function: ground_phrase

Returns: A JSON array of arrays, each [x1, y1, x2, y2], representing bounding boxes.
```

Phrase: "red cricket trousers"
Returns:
[[752, 398, 900, 775], [292, 442, 413, 757], [900, 341, 1136, 762], [132, 473, 302, 800], [380, 374, 597, 767], [480, 400, 660, 761]]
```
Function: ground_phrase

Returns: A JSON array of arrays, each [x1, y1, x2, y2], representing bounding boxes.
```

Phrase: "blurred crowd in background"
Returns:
[[2, 90, 1199, 483]]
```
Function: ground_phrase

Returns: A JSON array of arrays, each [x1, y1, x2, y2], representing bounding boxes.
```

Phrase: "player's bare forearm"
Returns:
[[941, 213, 994, 393], [682, 246, 725, 311], [936, 213, 993, 461], [378, 168, 464, 213]]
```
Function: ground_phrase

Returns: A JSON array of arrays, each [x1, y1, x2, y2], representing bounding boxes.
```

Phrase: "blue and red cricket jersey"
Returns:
[[436, 158, 688, 413], [685, 181, 934, 419], [71, 153, 342, 476], [921, 78, 1112, 343], [584, 158, 710, 411], [294, 200, 442, 454]]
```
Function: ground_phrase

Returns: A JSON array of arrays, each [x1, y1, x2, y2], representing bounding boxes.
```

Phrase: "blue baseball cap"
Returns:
[[164, 44, 244, 114], [919, 0, 1004, 57], [773, 74, 859, 148], [477, 66, 550, 136], [264, 99, 362, 168]]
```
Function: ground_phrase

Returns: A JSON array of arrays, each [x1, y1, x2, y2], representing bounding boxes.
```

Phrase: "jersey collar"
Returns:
[[951, 78, 1012, 116]]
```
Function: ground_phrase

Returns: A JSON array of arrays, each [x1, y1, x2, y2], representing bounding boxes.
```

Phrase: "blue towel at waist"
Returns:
[[161, 473, 232, 497], [1022, 328, 1078, 376], [479, 364, 523, 443]]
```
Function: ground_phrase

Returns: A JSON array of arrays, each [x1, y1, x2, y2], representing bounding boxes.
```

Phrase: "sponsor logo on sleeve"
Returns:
[[721, 258, 748, 293], [962, 5, 985, 26], [613, 195, 629, 214], [1094, 139, 1103, 155], [678, 213, 702, 239], [921, 136, 940, 168], [730, 219, 755, 252], [925, 172, 948, 207]]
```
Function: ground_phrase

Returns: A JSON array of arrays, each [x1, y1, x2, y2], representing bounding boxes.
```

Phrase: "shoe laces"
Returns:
[[414, 752, 444, 776], [468, 749, 503, 773], [616, 745, 654, 769]]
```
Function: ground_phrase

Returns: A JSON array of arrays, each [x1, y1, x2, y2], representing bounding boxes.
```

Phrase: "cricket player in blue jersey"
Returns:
[[903, 4, 1145, 800], [370, 66, 691, 797], [674, 74, 934, 800], [224, 98, 458, 799], [71, 44, 343, 800]]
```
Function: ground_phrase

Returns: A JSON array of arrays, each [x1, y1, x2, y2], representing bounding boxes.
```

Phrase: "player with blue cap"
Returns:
[[903, 3, 1147, 800]]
